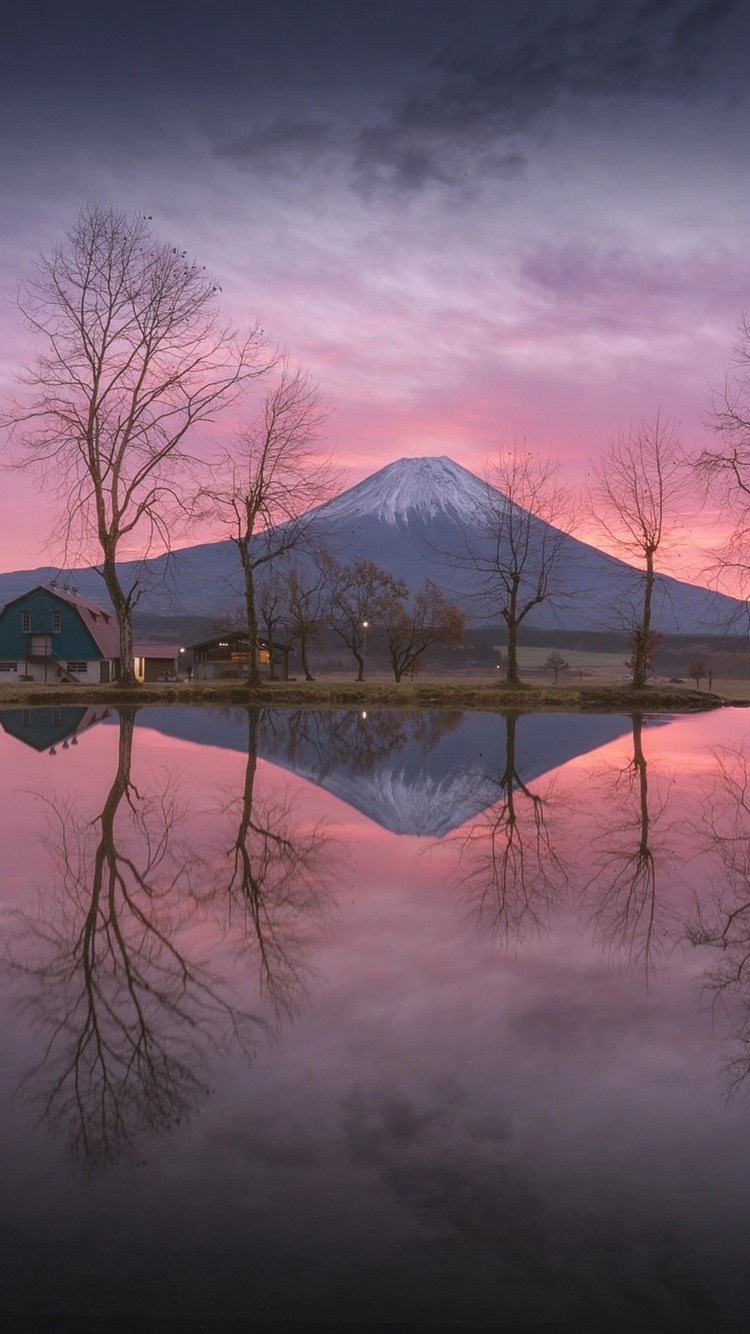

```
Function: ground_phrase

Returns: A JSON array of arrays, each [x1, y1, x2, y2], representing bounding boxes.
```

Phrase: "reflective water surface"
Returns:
[[2, 704, 750, 1330]]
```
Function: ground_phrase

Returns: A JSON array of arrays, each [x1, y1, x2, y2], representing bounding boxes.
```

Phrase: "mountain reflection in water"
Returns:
[[137, 704, 635, 834], [3, 704, 750, 1328]]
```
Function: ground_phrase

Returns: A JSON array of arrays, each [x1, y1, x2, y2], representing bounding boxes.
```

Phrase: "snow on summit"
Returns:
[[320, 456, 497, 528]]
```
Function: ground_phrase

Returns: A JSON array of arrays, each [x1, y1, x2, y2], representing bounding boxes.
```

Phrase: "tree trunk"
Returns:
[[299, 634, 315, 681], [239, 545, 261, 686], [632, 555, 655, 690], [505, 622, 520, 686], [504, 579, 521, 686], [354, 649, 364, 682], [101, 556, 137, 687], [631, 714, 650, 860]]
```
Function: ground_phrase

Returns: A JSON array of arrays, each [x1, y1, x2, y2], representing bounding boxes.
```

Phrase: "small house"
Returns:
[[0, 585, 120, 684], [187, 632, 290, 681], [133, 643, 181, 682]]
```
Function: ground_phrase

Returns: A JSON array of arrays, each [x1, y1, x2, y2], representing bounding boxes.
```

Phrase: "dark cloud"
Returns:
[[6, 2, 746, 203], [351, 125, 526, 198], [673, 0, 741, 49], [345, 0, 746, 196], [220, 119, 334, 168], [430, 0, 743, 107]]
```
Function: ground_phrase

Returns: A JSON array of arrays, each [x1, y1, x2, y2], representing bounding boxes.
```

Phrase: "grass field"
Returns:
[[0, 674, 732, 714], [1, 643, 746, 712]]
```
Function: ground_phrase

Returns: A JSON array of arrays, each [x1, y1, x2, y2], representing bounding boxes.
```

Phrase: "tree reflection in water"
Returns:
[[2, 706, 333, 1168], [194, 707, 335, 1018], [582, 714, 680, 981], [451, 713, 568, 945], [261, 705, 462, 783], [686, 742, 750, 1094]]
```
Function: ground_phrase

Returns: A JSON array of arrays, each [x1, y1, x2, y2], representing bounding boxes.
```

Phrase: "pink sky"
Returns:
[[1, 2, 749, 591]]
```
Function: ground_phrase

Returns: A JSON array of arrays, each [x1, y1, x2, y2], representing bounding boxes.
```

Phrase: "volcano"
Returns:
[[0, 455, 739, 632]]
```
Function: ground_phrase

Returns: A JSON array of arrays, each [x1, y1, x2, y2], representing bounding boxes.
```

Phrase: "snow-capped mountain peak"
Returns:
[[316, 455, 499, 528]]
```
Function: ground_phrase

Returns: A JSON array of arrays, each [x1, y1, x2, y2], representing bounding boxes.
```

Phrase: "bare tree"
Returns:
[[382, 580, 464, 683], [284, 560, 329, 681], [257, 566, 288, 680], [588, 413, 687, 689], [458, 450, 573, 687], [1, 203, 271, 685], [696, 316, 750, 585], [624, 627, 661, 685], [544, 650, 569, 683], [200, 363, 334, 684], [688, 656, 709, 690], [322, 555, 408, 681], [689, 316, 750, 609]]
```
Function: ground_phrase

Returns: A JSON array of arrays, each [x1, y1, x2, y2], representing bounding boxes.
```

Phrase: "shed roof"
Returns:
[[187, 632, 290, 653], [133, 643, 180, 660]]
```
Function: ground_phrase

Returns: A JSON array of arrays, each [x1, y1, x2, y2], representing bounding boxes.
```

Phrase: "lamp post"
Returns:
[[362, 619, 369, 680]]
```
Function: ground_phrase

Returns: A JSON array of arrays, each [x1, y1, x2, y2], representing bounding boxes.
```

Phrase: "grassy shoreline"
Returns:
[[0, 678, 734, 713]]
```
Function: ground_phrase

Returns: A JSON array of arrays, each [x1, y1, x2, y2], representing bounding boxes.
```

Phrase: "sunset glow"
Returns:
[[2, 2, 750, 592]]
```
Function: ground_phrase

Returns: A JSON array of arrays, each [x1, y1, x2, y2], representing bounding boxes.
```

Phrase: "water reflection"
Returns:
[[686, 742, 750, 1094], [2, 707, 333, 1169], [193, 708, 334, 1017], [582, 715, 681, 980], [0, 702, 111, 753], [3, 705, 750, 1324], [134, 705, 634, 834], [452, 712, 569, 944]]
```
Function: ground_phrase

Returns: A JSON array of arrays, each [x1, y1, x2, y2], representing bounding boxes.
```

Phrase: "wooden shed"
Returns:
[[187, 632, 290, 681]]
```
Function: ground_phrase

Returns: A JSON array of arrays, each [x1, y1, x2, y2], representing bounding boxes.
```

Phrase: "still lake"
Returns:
[[2, 702, 750, 1330]]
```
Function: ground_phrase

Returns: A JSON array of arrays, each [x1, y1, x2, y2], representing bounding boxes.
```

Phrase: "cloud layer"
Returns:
[[1, 0, 749, 574]]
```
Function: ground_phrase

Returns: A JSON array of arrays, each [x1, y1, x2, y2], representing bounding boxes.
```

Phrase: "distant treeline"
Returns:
[[466, 626, 750, 677], [134, 611, 750, 678]]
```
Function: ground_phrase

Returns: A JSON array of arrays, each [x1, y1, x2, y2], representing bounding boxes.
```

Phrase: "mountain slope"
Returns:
[[0, 455, 740, 633], [289, 455, 739, 634]]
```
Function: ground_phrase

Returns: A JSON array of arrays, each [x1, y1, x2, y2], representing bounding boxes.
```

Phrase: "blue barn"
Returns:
[[0, 584, 120, 684]]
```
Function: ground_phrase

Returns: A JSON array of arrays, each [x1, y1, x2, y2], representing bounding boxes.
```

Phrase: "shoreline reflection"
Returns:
[[450, 711, 570, 944], [582, 714, 682, 981], [3, 707, 750, 1324], [1, 706, 336, 1169]]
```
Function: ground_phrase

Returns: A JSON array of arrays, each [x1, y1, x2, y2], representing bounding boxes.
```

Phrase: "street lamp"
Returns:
[[362, 619, 369, 680]]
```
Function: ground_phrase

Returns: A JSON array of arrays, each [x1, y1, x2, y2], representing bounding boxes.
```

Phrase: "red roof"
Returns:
[[133, 643, 180, 659]]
